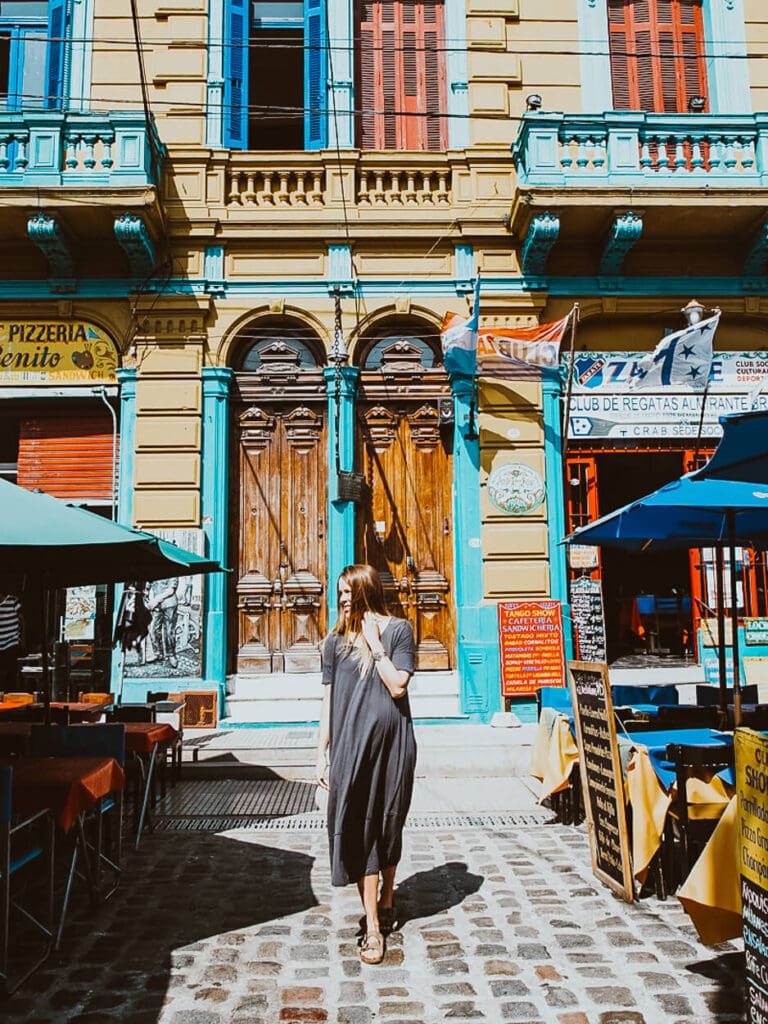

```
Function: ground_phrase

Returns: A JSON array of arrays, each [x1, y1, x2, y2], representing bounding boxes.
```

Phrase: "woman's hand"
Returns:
[[316, 749, 329, 790], [361, 611, 384, 656]]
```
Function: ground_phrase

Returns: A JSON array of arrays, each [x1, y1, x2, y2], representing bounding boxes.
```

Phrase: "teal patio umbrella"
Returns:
[[0, 479, 227, 712]]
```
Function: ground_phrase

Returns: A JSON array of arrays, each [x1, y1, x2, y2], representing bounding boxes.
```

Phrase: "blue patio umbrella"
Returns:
[[565, 474, 768, 721], [692, 409, 768, 485]]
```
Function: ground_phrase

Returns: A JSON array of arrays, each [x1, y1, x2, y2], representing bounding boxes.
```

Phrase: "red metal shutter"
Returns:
[[357, 0, 447, 150], [608, 0, 707, 113], [17, 416, 118, 502]]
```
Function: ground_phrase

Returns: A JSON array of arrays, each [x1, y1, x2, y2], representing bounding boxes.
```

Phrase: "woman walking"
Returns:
[[317, 564, 417, 965]]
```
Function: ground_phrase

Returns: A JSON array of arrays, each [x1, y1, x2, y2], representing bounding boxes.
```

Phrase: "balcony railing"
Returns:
[[512, 111, 768, 188], [0, 111, 162, 188], [225, 152, 454, 209]]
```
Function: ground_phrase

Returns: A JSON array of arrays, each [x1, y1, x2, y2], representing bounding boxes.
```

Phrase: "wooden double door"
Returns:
[[231, 375, 456, 675], [355, 392, 455, 671], [232, 398, 328, 674]]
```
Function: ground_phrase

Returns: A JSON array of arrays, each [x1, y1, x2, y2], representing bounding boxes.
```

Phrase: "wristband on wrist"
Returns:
[[372, 650, 385, 662]]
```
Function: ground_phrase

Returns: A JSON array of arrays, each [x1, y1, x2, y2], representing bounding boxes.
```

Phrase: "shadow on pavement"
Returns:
[[686, 950, 745, 1019], [3, 831, 318, 1023], [394, 860, 484, 926]]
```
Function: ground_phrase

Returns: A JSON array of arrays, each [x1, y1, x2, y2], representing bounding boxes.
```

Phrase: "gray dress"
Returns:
[[322, 618, 417, 887]]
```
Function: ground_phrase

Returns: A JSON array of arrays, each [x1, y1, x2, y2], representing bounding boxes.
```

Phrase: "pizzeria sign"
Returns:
[[0, 320, 119, 385]]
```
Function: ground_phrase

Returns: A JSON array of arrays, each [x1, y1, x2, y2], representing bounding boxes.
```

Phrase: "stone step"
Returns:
[[226, 670, 460, 699]]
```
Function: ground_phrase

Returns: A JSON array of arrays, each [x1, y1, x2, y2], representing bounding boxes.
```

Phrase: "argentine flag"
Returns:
[[440, 275, 480, 375]]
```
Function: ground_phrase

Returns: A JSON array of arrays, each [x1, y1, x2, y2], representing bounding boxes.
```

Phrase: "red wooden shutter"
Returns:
[[357, 0, 447, 150], [17, 416, 118, 502], [608, 0, 708, 113]]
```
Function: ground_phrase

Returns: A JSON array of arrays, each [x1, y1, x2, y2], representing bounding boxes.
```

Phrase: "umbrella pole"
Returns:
[[116, 648, 126, 706], [727, 511, 742, 727], [41, 582, 51, 726], [715, 545, 727, 714]]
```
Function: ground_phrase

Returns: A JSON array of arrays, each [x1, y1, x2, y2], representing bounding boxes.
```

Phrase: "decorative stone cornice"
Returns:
[[599, 211, 643, 276], [114, 212, 156, 278], [27, 213, 75, 291], [521, 211, 560, 277], [743, 219, 768, 277]]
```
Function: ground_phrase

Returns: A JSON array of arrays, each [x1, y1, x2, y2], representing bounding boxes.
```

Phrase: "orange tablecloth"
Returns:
[[0, 755, 125, 832], [619, 598, 646, 638], [530, 709, 579, 801], [124, 722, 178, 755], [677, 795, 742, 945]]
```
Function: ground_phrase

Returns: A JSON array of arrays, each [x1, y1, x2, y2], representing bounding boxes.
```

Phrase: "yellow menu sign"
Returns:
[[736, 728, 768, 1024], [0, 321, 118, 384]]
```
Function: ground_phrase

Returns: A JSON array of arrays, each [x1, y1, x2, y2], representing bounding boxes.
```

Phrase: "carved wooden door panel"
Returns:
[[356, 400, 455, 670], [234, 404, 326, 674]]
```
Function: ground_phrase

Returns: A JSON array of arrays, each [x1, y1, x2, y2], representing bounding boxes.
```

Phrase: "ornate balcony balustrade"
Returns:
[[0, 111, 161, 187], [512, 111, 768, 188], [225, 152, 453, 209]]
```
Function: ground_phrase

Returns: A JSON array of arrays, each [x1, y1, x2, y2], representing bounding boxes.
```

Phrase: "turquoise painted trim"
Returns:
[[0, 275, 765, 301], [324, 364, 358, 629], [542, 371, 573, 661], [202, 368, 233, 710], [454, 244, 474, 291], [206, 0, 226, 146], [68, 0, 93, 112], [204, 244, 226, 294], [445, 0, 470, 149], [450, 374, 501, 722], [703, 0, 750, 113], [328, 243, 354, 290], [110, 368, 136, 694], [116, 368, 136, 527], [576, 0, 612, 112], [327, 0, 354, 148]]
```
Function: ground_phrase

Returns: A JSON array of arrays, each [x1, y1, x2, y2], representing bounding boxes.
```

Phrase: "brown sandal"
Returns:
[[360, 930, 385, 964]]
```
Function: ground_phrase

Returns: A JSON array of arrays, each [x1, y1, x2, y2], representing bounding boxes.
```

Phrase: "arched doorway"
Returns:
[[354, 317, 456, 670], [229, 319, 328, 674]]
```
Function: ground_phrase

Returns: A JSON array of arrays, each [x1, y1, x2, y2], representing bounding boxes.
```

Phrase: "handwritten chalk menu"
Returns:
[[736, 728, 768, 1024], [498, 600, 565, 696], [568, 661, 634, 902], [569, 577, 606, 662]]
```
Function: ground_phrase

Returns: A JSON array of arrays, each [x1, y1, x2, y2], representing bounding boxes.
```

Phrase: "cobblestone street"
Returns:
[[3, 796, 745, 1024]]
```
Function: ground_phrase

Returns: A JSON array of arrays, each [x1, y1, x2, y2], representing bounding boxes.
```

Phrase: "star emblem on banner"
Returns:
[[687, 365, 703, 381], [681, 344, 696, 359]]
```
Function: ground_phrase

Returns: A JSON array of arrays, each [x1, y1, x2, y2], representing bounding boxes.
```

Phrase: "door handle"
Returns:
[[443, 516, 450, 536]]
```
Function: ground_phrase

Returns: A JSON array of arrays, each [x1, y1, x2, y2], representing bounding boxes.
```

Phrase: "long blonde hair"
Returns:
[[332, 564, 388, 671]]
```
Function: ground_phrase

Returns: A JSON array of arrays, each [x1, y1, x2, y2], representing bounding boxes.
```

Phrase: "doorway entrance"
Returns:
[[354, 321, 455, 670], [230, 322, 328, 674]]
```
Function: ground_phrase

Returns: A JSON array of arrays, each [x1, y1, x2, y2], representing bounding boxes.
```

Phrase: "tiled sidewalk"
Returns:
[[4, 816, 744, 1023]]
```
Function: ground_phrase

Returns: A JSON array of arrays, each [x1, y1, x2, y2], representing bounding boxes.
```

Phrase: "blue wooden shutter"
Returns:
[[45, 0, 66, 109], [304, 0, 327, 150], [224, 0, 249, 148]]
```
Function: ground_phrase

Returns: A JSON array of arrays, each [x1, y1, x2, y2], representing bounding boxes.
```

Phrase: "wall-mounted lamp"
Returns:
[[525, 93, 543, 111], [688, 95, 706, 113], [682, 298, 706, 326]]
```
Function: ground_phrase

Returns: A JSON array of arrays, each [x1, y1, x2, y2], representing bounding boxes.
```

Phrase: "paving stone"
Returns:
[[500, 1001, 544, 1021], [337, 1009, 372, 1024]]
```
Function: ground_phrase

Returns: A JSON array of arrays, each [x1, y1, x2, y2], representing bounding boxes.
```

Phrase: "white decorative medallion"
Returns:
[[487, 462, 545, 515]]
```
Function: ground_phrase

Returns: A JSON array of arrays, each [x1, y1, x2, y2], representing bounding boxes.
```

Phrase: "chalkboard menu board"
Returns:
[[569, 577, 606, 662], [498, 600, 566, 696], [736, 728, 768, 1024], [568, 661, 634, 902]]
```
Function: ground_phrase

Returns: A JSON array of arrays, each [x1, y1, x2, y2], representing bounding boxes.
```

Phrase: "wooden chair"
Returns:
[[77, 692, 115, 705], [696, 684, 758, 707], [663, 742, 735, 887], [0, 766, 55, 993], [654, 705, 726, 730], [107, 704, 156, 723]]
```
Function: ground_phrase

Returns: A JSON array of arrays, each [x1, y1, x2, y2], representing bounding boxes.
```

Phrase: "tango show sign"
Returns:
[[736, 729, 768, 1024]]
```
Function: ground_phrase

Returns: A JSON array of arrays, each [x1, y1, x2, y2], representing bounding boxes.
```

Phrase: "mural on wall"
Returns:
[[123, 528, 205, 680]]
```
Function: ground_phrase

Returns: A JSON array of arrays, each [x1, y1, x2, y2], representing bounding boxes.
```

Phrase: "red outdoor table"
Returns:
[[0, 755, 124, 832], [121, 722, 179, 846]]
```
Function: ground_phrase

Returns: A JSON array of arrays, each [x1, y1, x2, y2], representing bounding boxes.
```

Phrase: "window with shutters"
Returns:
[[225, 0, 327, 151], [0, 1, 63, 112], [607, 0, 708, 113], [357, 0, 447, 151]]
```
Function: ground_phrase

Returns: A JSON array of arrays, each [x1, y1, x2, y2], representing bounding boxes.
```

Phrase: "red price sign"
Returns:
[[498, 600, 566, 696]]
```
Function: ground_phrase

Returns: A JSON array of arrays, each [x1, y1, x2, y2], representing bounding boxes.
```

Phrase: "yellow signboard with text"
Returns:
[[0, 321, 118, 385]]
